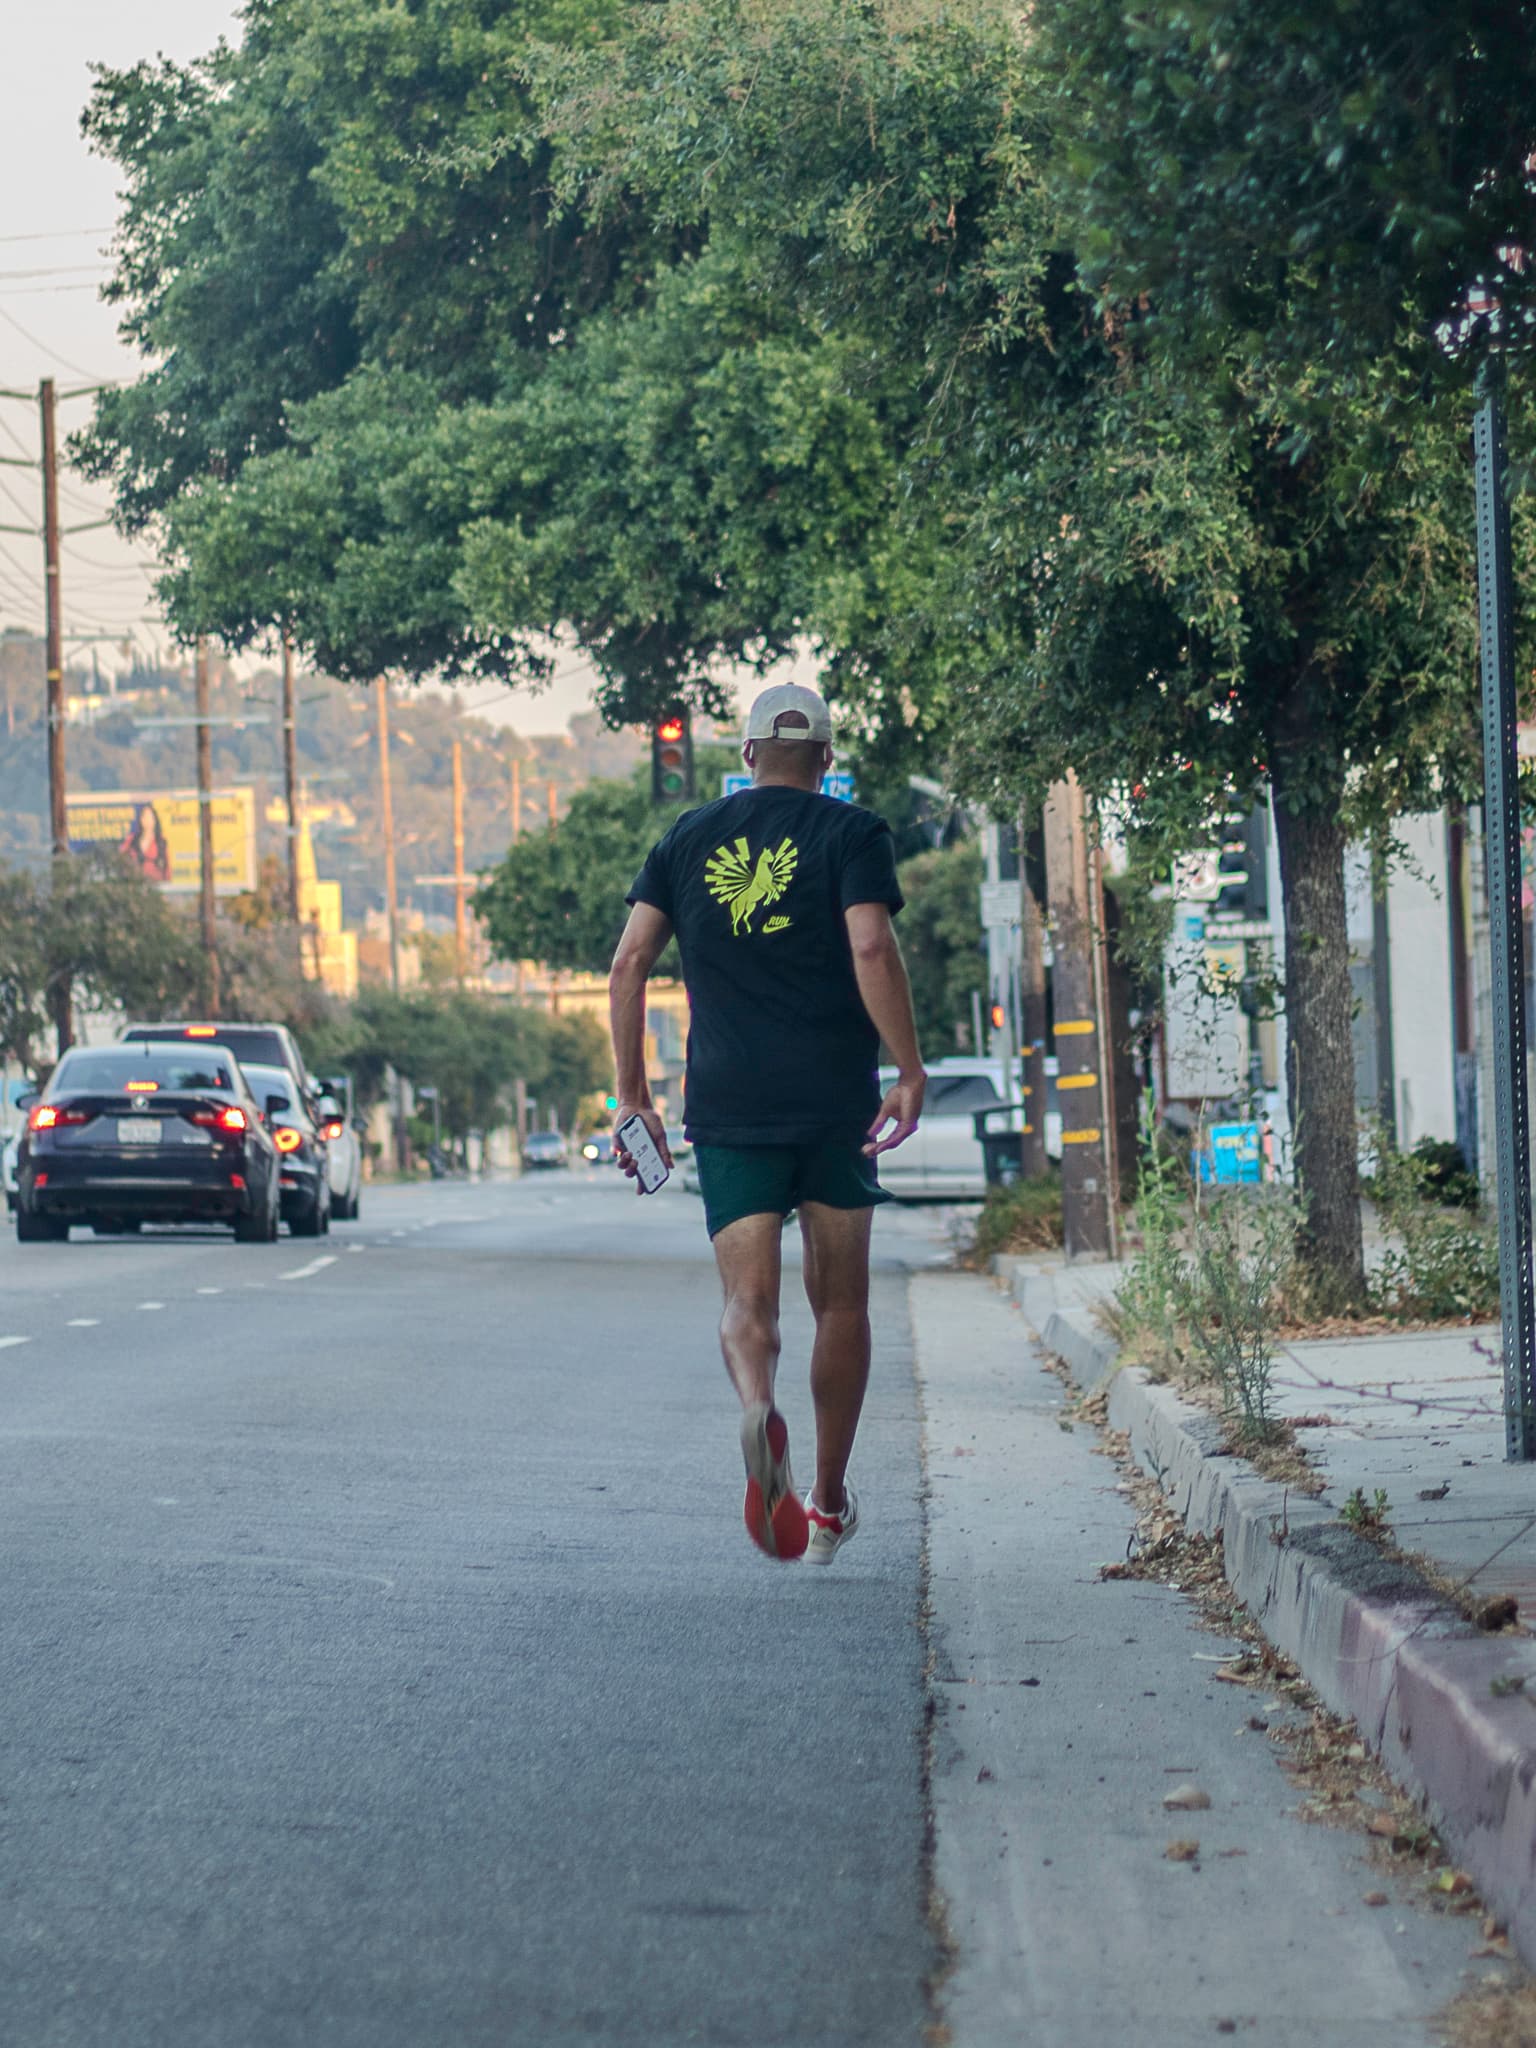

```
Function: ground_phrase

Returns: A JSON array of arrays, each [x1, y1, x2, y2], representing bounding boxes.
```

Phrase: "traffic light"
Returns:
[[990, 1002, 1006, 1031], [1213, 805, 1269, 920], [651, 708, 694, 805]]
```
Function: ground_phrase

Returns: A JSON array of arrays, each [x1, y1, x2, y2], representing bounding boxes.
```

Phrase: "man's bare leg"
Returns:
[[711, 1211, 784, 1408], [714, 1211, 808, 1557], [798, 1202, 874, 1514]]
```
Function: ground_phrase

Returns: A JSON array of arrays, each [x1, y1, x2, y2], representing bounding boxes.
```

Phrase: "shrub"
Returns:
[[1368, 1133, 1499, 1322], [967, 1175, 1064, 1265]]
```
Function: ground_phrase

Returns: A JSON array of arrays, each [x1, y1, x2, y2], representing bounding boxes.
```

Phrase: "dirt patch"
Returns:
[[1437, 1981, 1536, 2048]]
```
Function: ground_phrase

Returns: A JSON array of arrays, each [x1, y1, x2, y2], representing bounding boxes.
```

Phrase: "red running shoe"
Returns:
[[739, 1403, 809, 1561]]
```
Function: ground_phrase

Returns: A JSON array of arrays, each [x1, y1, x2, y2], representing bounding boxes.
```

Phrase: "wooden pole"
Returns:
[[452, 737, 467, 984], [375, 679, 401, 992], [282, 631, 301, 925], [547, 780, 558, 830], [40, 378, 72, 1054], [1019, 822, 1049, 1181], [1043, 773, 1113, 1258], [194, 639, 221, 1017]]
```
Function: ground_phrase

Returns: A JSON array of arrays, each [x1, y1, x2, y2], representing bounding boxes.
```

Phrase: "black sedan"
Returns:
[[241, 1062, 331, 1237], [14, 1043, 281, 1243]]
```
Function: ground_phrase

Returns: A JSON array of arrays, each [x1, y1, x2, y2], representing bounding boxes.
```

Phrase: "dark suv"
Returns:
[[122, 1023, 316, 1115]]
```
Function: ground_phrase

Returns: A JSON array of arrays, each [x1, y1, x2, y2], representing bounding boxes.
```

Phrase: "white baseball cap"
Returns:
[[744, 682, 834, 744]]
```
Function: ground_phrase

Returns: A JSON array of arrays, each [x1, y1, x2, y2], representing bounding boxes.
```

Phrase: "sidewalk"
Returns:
[[997, 1251, 1536, 1968]]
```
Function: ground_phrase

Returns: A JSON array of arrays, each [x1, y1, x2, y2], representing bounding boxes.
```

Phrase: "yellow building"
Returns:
[[296, 815, 359, 999]]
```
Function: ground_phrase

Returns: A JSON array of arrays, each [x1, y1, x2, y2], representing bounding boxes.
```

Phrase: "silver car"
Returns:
[[314, 1074, 363, 1220]]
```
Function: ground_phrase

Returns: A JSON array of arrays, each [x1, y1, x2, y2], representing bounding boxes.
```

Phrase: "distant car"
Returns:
[[315, 1074, 363, 1220], [580, 1133, 615, 1166], [241, 1061, 331, 1237], [13, 1041, 281, 1242], [522, 1131, 569, 1170]]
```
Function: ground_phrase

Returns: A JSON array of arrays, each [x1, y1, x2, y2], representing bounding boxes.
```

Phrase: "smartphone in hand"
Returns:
[[615, 1113, 670, 1194]]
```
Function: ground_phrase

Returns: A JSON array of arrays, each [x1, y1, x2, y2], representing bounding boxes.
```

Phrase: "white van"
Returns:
[[876, 1055, 1061, 1199]]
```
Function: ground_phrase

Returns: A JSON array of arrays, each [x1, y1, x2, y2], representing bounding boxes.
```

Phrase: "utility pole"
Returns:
[[510, 756, 522, 843], [452, 737, 467, 983], [376, 677, 407, 1172], [1019, 819, 1049, 1181], [547, 780, 558, 830], [39, 378, 72, 1054], [281, 631, 301, 925], [375, 678, 401, 994], [1043, 773, 1114, 1259], [194, 639, 221, 1017]]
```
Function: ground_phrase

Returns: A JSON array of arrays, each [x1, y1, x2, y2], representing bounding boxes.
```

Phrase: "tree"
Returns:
[[0, 855, 203, 1068], [897, 842, 986, 1059], [76, 0, 636, 684], [474, 747, 737, 974], [1033, 0, 1536, 400]]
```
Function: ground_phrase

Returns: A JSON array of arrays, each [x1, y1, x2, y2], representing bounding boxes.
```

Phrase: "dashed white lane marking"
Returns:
[[280, 1254, 337, 1282], [346, 1244, 366, 1254], [196, 1287, 222, 1296], [0, 1335, 31, 1349], [136, 1301, 165, 1312], [67, 1318, 100, 1328]]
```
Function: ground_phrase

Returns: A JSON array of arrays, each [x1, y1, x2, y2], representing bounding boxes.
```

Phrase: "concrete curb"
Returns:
[[993, 1256, 1536, 1967]]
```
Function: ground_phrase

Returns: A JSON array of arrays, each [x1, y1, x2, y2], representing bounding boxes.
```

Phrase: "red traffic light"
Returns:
[[990, 1003, 1006, 1030], [656, 716, 685, 743]]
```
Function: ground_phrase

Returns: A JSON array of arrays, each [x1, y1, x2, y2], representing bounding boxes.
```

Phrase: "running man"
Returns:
[[609, 683, 926, 1564]]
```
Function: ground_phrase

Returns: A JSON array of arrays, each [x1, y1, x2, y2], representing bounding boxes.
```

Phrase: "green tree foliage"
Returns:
[[0, 856, 202, 1069], [1033, 0, 1536, 397], [474, 746, 736, 973], [76, 0, 634, 680], [300, 987, 608, 1141], [897, 842, 986, 1060]]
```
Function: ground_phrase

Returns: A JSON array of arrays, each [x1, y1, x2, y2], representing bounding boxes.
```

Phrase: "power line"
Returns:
[[0, 229, 111, 247], [0, 265, 107, 283], [0, 308, 112, 383]]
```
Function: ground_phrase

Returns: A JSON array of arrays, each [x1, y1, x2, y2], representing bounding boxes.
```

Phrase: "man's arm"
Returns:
[[844, 901, 926, 1156], [608, 901, 676, 1177]]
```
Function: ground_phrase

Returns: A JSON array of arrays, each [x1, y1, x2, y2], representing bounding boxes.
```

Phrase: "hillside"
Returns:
[[0, 636, 655, 928]]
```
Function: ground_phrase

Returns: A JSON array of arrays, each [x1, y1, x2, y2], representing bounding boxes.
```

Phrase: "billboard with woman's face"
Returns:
[[66, 787, 256, 894]]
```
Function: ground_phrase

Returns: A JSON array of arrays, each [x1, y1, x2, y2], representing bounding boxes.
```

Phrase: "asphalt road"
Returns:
[[0, 1175, 1504, 2045]]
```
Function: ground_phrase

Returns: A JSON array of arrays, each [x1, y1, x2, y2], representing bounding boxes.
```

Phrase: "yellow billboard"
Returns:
[[66, 788, 257, 896]]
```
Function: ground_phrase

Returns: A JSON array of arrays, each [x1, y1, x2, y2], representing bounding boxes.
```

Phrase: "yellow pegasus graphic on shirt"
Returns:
[[704, 834, 799, 935]]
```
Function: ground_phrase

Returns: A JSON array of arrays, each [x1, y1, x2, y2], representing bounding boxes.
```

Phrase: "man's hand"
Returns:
[[864, 1069, 925, 1157], [613, 1102, 673, 1190]]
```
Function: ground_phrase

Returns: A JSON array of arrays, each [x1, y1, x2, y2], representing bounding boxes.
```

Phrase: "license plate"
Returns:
[[117, 1119, 162, 1145]]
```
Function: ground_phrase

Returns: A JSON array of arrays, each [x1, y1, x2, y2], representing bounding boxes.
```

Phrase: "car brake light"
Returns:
[[229, 1173, 246, 1190], [29, 1104, 89, 1131], [274, 1126, 304, 1153], [186, 1026, 218, 1037], [322, 1120, 344, 1140], [191, 1105, 248, 1133], [125, 1079, 159, 1092]]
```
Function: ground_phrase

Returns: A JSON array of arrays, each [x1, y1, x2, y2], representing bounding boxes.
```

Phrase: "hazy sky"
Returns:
[[0, 1, 609, 733]]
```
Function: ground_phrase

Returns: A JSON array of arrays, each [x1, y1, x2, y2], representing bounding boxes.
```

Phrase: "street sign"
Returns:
[[721, 772, 854, 802], [979, 880, 1020, 929]]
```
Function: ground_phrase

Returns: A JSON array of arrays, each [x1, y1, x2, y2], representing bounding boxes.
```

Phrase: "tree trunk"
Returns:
[[1269, 764, 1365, 1311]]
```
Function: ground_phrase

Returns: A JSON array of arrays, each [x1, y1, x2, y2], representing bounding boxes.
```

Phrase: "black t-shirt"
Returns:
[[627, 786, 904, 1145]]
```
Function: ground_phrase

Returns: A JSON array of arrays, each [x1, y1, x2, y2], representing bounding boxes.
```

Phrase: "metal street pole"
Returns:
[[194, 638, 221, 1018], [375, 677, 408, 1173], [1473, 362, 1535, 1462], [1019, 814, 1049, 1181]]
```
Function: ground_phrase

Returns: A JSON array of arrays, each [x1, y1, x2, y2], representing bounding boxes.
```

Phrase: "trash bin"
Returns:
[[973, 1105, 1026, 1188]]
